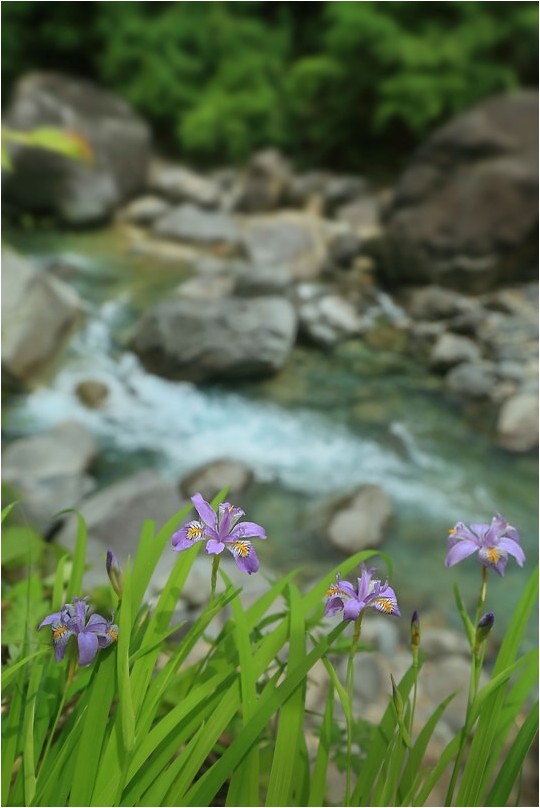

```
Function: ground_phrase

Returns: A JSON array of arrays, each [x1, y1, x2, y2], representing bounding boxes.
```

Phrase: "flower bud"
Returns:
[[106, 549, 124, 599], [411, 610, 420, 660], [474, 611, 494, 647]]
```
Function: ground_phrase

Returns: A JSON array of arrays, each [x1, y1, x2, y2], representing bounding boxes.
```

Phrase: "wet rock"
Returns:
[[2, 246, 82, 383], [3, 72, 151, 224], [335, 195, 379, 234], [177, 274, 236, 301], [235, 149, 292, 212], [130, 295, 297, 382], [324, 175, 369, 213], [2, 421, 97, 532], [241, 212, 328, 280], [152, 203, 241, 248], [382, 91, 539, 290], [325, 232, 364, 273], [323, 485, 394, 553], [75, 379, 110, 409], [430, 333, 482, 372], [298, 293, 365, 349], [119, 195, 172, 225], [497, 392, 539, 452], [181, 459, 254, 501], [149, 163, 221, 208], [445, 361, 496, 400]]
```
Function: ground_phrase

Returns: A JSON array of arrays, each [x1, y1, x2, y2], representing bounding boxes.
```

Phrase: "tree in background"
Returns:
[[2, 1, 538, 169]]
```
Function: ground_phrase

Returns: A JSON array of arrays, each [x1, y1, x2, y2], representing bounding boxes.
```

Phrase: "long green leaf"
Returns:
[[265, 583, 306, 807], [485, 702, 539, 807], [308, 680, 335, 806]]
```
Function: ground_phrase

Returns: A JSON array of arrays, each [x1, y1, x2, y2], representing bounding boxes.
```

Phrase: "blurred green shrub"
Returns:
[[2, 1, 537, 169]]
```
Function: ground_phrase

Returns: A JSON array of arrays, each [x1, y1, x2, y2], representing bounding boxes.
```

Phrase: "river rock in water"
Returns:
[[180, 459, 254, 500], [2, 421, 97, 532], [149, 162, 221, 208], [496, 392, 539, 452], [429, 332, 482, 372], [130, 295, 297, 382], [318, 484, 394, 553], [3, 72, 151, 224], [382, 91, 539, 291], [2, 246, 82, 384]]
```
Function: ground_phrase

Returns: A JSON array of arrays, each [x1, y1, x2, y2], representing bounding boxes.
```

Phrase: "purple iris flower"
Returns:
[[445, 514, 525, 576], [38, 597, 119, 666], [325, 565, 400, 622], [171, 493, 266, 574]]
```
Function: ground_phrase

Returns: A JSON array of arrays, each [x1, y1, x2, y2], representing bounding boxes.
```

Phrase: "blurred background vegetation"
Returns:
[[2, 1, 538, 171]]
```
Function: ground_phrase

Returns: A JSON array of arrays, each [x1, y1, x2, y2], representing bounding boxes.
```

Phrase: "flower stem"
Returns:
[[345, 614, 363, 806], [210, 555, 221, 600], [445, 567, 489, 805]]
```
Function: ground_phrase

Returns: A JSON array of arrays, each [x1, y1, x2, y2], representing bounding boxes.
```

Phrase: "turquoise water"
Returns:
[[3, 224, 538, 644]]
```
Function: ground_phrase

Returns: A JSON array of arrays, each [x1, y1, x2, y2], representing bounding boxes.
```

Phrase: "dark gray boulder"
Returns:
[[382, 91, 539, 291], [3, 72, 151, 224]]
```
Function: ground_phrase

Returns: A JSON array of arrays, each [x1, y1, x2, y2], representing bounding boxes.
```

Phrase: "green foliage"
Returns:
[[1, 2, 537, 168], [1, 496, 537, 807]]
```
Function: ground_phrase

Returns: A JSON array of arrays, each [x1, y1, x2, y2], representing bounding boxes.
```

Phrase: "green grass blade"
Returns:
[[52, 554, 69, 611], [22, 654, 46, 805], [308, 680, 335, 806], [453, 583, 475, 647], [1, 501, 19, 522], [183, 622, 347, 807], [117, 561, 135, 754], [2, 649, 48, 691], [226, 573, 260, 807], [411, 734, 461, 806], [352, 663, 419, 804], [68, 650, 117, 806], [485, 701, 538, 807], [398, 692, 456, 802], [265, 583, 306, 807], [493, 567, 538, 677]]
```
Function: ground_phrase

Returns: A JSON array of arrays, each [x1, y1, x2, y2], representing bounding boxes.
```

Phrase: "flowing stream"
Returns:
[[3, 225, 538, 641]]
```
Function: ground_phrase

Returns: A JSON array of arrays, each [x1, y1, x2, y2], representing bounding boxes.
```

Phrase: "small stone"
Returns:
[[119, 195, 171, 225], [75, 380, 109, 409], [180, 459, 254, 501], [430, 332, 482, 372], [325, 485, 394, 553]]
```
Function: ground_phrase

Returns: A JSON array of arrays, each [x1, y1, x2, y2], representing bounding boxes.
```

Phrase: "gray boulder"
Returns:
[[3, 72, 151, 224], [2, 421, 97, 532], [445, 361, 496, 400], [2, 247, 82, 383], [382, 91, 539, 291], [130, 295, 297, 382], [152, 203, 241, 248], [241, 212, 328, 280]]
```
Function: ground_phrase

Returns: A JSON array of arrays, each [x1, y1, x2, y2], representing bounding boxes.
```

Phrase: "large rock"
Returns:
[[298, 291, 366, 349], [2, 247, 82, 383], [497, 393, 539, 452], [382, 92, 539, 291], [241, 212, 328, 280], [130, 295, 297, 382], [3, 72, 151, 224], [2, 421, 97, 532]]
